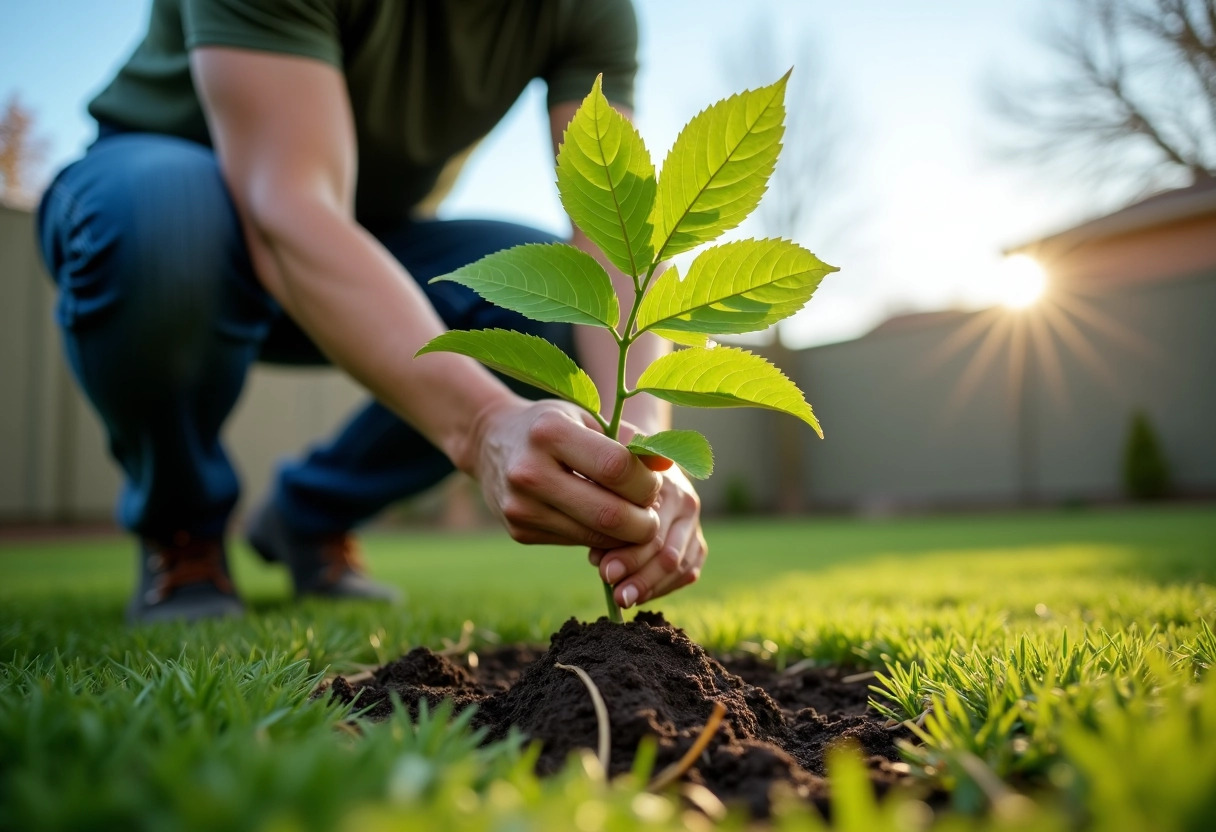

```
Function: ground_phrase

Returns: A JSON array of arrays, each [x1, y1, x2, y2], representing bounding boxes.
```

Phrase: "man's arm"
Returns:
[[550, 101, 707, 607], [191, 47, 663, 548]]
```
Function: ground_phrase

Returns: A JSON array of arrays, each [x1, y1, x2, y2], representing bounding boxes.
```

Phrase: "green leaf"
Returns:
[[431, 244, 618, 329], [416, 329, 600, 415], [556, 75, 656, 277], [653, 329, 711, 348], [626, 430, 714, 479], [635, 346, 821, 437], [651, 72, 789, 260], [637, 238, 836, 338]]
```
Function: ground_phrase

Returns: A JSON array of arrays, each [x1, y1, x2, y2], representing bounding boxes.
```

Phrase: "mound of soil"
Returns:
[[326, 612, 913, 817]]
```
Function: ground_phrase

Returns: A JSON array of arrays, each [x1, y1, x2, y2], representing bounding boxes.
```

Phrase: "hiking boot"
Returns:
[[246, 499, 402, 602], [128, 533, 244, 624]]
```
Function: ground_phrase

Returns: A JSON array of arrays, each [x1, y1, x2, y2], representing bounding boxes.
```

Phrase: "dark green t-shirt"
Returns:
[[89, 0, 638, 226]]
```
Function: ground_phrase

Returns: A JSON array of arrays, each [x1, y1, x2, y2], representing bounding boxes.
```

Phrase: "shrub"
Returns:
[[1122, 410, 1170, 500]]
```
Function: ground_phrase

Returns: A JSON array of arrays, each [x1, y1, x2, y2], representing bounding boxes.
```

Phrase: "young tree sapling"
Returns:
[[418, 72, 837, 621]]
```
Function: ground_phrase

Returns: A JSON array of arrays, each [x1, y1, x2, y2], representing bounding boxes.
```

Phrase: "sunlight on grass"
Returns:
[[2, 505, 1214, 831]]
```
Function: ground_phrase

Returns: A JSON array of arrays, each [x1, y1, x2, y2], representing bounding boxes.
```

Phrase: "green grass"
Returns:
[[2, 505, 1214, 831]]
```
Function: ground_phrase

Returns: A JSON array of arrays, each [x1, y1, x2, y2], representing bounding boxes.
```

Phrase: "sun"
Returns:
[[998, 254, 1049, 309]]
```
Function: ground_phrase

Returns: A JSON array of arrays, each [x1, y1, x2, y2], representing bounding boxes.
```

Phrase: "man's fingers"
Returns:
[[597, 536, 662, 587], [499, 493, 631, 548], [528, 412, 661, 507], [588, 452, 706, 607], [648, 528, 706, 601], [614, 518, 705, 606], [506, 456, 660, 545], [543, 471, 660, 544], [597, 470, 700, 602]]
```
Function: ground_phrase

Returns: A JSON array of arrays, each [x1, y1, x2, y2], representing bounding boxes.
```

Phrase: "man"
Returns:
[[37, 0, 706, 623]]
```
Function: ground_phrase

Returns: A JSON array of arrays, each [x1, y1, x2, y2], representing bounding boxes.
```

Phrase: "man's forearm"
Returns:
[[243, 194, 516, 472], [568, 228, 671, 437], [195, 46, 519, 475]]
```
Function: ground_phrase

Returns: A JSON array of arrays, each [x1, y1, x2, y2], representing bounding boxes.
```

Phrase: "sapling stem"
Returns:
[[602, 580, 624, 624], [604, 283, 645, 441], [607, 260, 660, 435], [600, 263, 655, 622]]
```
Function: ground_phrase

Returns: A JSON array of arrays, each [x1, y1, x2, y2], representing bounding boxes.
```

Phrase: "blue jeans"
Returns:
[[38, 131, 572, 540]]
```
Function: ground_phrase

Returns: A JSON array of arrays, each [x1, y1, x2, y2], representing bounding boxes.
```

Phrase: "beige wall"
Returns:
[[791, 270, 1216, 510], [1030, 273, 1216, 499], [794, 316, 1020, 510]]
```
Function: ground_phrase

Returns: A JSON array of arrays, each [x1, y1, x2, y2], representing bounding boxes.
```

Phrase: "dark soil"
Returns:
[[325, 612, 916, 817]]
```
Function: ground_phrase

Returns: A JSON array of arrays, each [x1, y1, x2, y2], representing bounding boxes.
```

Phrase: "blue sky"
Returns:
[[1, 0, 1118, 346]]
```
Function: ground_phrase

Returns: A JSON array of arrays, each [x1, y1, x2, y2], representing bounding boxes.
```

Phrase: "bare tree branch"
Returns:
[[723, 16, 848, 248], [989, 0, 1215, 200]]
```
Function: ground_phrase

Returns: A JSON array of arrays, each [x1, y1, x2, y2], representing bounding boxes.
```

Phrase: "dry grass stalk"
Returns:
[[649, 700, 727, 792], [555, 662, 612, 775]]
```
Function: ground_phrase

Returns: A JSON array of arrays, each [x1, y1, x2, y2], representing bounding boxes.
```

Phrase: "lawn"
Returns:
[[1, 505, 1214, 831]]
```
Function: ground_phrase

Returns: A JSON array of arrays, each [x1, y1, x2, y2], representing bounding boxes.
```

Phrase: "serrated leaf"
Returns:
[[417, 329, 600, 414], [557, 75, 656, 277], [431, 244, 618, 329], [637, 238, 836, 338], [651, 72, 789, 260], [652, 329, 711, 348], [635, 346, 821, 437], [626, 430, 714, 479]]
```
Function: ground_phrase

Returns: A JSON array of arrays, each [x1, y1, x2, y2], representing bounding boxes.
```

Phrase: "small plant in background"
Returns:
[[1123, 409, 1170, 501], [419, 72, 836, 621], [723, 475, 756, 516]]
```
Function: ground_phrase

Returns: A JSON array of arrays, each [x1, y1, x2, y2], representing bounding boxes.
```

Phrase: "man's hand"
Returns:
[[469, 398, 664, 548], [589, 463, 706, 608]]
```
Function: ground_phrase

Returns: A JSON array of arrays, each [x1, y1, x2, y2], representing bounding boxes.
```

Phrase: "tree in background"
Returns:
[[0, 93, 49, 208], [991, 0, 1215, 200], [1123, 410, 1172, 500]]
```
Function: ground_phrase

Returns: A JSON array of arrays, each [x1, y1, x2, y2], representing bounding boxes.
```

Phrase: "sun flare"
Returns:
[[997, 254, 1049, 309]]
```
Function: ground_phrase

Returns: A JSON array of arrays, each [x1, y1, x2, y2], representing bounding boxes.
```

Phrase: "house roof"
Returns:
[[864, 308, 975, 338], [852, 179, 1216, 347], [1006, 176, 1216, 255]]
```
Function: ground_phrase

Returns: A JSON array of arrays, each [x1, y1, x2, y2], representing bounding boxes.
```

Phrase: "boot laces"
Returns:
[[320, 535, 367, 585], [144, 533, 233, 604]]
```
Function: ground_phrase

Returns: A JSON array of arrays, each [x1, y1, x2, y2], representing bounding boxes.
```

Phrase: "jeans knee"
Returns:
[[39, 135, 273, 353]]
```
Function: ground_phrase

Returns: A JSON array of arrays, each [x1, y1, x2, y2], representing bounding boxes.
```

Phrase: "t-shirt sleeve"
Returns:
[[181, 0, 342, 68], [546, 0, 639, 110]]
